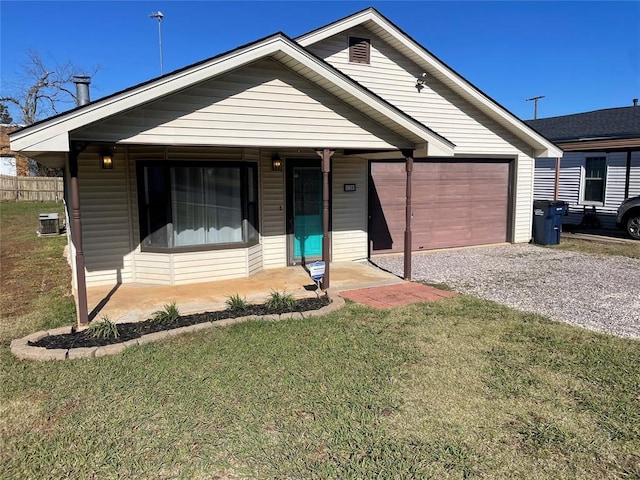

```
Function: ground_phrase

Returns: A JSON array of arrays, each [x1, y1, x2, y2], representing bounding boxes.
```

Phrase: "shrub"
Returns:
[[86, 316, 120, 339], [225, 294, 249, 313], [152, 301, 180, 325], [265, 290, 297, 312]]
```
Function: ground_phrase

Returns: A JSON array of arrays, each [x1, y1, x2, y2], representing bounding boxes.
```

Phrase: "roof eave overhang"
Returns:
[[10, 33, 454, 157], [297, 9, 562, 159], [557, 137, 640, 152]]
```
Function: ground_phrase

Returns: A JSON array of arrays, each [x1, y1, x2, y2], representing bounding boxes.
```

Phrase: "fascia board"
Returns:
[[11, 131, 70, 153], [296, 10, 374, 45], [298, 10, 561, 158]]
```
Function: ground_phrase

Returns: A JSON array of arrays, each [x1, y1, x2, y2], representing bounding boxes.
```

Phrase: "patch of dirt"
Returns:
[[30, 297, 330, 350]]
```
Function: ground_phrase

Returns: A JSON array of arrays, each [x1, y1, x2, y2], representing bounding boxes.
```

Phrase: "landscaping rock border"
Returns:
[[11, 296, 345, 361]]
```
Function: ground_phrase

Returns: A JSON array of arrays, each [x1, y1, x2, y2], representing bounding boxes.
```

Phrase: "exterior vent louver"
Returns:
[[349, 37, 370, 64]]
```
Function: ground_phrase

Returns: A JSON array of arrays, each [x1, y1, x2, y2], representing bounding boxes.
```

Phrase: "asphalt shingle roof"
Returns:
[[525, 106, 640, 143]]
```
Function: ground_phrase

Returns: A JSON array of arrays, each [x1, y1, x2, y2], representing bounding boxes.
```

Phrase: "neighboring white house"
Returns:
[[10, 7, 561, 325], [528, 105, 640, 228]]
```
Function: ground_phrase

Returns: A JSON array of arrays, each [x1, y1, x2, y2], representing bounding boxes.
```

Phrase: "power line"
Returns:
[[526, 95, 545, 119]]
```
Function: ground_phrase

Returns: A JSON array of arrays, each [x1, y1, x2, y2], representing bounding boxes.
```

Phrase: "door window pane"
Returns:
[[294, 167, 321, 216]]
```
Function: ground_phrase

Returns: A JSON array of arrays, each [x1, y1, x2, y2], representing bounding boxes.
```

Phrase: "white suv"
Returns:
[[616, 195, 640, 240]]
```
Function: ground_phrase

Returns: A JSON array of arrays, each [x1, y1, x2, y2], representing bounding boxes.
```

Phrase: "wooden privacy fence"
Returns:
[[0, 174, 63, 202]]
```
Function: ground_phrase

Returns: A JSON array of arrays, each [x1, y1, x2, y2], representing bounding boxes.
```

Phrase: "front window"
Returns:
[[138, 162, 258, 251], [583, 157, 606, 203]]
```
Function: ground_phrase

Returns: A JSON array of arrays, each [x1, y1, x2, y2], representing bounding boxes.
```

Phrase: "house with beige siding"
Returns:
[[10, 8, 561, 325]]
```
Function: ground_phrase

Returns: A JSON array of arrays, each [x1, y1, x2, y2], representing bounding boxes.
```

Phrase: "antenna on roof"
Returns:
[[150, 11, 164, 75], [526, 95, 545, 119]]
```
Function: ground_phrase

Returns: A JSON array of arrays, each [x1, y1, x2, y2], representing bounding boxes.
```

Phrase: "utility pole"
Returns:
[[150, 11, 164, 75], [526, 95, 545, 119]]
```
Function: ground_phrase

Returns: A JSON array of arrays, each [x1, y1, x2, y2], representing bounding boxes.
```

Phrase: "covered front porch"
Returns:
[[85, 261, 402, 323]]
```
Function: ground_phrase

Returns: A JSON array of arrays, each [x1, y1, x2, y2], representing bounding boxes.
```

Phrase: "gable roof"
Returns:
[[10, 31, 454, 157], [297, 7, 562, 158], [525, 107, 640, 143]]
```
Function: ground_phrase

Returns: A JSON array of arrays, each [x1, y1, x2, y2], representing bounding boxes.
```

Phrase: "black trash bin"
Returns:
[[532, 200, 567, 245]]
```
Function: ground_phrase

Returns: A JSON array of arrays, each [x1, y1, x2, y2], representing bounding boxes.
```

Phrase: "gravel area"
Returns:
[[374, 244, 640, 339]]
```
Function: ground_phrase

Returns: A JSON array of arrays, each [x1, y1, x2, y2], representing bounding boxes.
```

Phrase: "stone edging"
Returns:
[[11, 296, 345, 362]]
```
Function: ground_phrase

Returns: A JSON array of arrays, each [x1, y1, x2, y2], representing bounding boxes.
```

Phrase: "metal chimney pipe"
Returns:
[[73, 75, 91, 106], [633, 98, 638, 107]]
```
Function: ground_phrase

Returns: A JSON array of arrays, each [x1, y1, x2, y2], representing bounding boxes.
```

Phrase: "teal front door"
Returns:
[[290, 165, 322, 264]]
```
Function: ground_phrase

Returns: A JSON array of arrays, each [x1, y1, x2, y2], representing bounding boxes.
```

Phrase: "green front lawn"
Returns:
[[1, 202, 639, 479]]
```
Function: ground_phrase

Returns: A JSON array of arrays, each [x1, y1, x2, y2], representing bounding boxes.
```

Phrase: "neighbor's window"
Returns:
[[583, 157, 606, 203], [138, 162, 258, 251], [349, 36, 370, 64]]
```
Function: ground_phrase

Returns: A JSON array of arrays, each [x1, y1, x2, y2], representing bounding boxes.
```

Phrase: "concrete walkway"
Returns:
[[87, 261, 403, 323]]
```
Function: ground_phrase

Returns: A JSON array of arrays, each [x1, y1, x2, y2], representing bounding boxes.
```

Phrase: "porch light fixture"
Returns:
[[101, 148, 114, 170], [271, 154, 282, 172]]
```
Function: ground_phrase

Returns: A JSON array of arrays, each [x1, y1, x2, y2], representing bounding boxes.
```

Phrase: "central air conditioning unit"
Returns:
[[38, 213, 60, 236]]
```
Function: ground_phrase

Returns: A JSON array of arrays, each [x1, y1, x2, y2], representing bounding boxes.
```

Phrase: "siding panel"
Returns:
[[332, 156, 368, 261], [78, 147, 134, 287], [74, 58, 408, 150], [307, 27, 532, 156], [513, 155, 534, 242], [261, 150, 287, 268], [172, 249, 248, 285]]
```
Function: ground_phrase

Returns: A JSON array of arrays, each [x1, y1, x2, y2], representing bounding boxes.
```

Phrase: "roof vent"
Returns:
[[349, 37, 370, 64], [73, 76, 91, 106], [633, 98, 638, 107]]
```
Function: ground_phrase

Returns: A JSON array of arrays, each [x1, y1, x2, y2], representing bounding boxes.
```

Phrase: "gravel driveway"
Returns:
[[374, 244, 640, 339]]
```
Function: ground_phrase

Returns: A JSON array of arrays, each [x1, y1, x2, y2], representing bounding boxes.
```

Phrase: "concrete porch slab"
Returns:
[[86, 261, 402, 323]]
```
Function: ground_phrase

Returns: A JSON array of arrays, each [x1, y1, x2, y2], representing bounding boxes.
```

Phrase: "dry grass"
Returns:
[[0, 201, 74, 345], [557, 236, 640, 259]]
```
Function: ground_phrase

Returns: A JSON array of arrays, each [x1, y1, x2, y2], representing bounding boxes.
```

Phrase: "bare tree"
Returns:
[[1, 50, 97, 175], [0, 49, 95, 125]]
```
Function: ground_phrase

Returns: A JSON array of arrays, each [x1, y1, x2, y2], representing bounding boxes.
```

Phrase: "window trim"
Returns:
[[136, 160, 259, 253], [348, 36, 371, 65], [580, 156, 607, 206]]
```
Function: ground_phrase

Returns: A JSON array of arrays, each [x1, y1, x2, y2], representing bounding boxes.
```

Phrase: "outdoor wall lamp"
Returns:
[[415, 72, 427, 92], [271, 153, 282, 172], [101, 148, 114, 170]]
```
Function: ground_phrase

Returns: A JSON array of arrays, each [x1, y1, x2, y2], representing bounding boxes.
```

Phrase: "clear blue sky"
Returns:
[[1, 1, 638, 122]]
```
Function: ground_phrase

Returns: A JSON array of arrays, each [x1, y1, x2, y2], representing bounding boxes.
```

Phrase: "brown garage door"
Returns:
[[369, 160, 510, 254]]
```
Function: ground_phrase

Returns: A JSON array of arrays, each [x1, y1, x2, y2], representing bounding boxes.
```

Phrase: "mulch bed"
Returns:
[[30, 297, 330, 350]]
